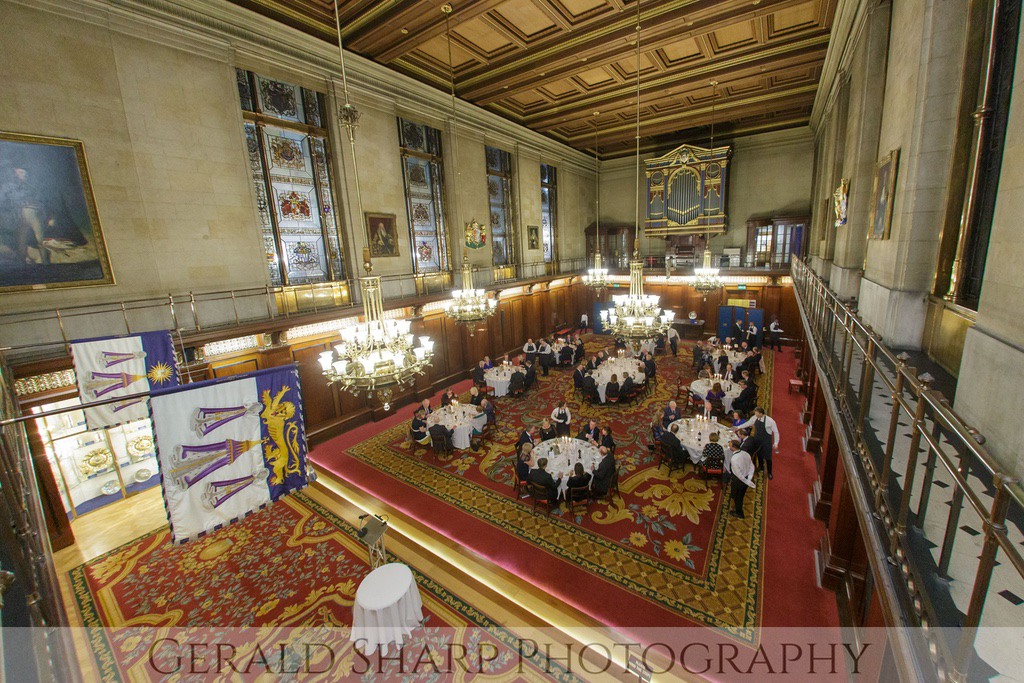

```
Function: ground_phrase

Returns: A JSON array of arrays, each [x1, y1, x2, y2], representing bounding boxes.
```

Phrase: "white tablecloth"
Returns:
[[712, 349, 747, 369], [351, 563, 423, 654], [591, 357, 645, 402], [484, 366, 522, 398], [669, 418, 735, 463], [689, 379, 741, 412], [426, 404, 487, 449], [532, 437, 603, 496]]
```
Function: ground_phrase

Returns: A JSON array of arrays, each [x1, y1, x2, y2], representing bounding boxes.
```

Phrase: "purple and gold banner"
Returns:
[[150, 365, 310, 543]]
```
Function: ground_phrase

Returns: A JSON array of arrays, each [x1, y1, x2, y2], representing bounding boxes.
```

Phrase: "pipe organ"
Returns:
[[645, 144, 732, 237]]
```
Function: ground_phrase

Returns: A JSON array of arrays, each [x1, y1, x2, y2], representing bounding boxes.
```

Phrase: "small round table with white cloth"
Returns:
[[426, 404, 487, 449], [532, 437, 603, 496], [591, 357, 645, 402], [484, 366, 522, 398], [669, 418, 736, 464], [351, 563, 423, 654], [689, 378, 741, 413]]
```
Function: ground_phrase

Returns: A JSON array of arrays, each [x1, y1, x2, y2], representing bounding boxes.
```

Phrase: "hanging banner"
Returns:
[[150, 365, 310, 544], [70, 331, 179, 430]]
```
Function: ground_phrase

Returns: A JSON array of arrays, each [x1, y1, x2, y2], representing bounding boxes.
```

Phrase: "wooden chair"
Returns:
[[657, 442, 685, 475], [596, 467, 620, 506], [429, 432, 453, 462], [526, 482, 556, 515], [698, 451, 725, 483], [512, 466, 528, 499], [566, 485, 591, 517], [409, 429, 430, 455]]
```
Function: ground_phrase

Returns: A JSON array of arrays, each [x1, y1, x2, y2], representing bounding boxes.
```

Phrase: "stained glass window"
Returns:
[[486, 146, 515, 267], [399, 119, 449, 274], [236, 69, 345, 286], [540, 163, 558, 264]]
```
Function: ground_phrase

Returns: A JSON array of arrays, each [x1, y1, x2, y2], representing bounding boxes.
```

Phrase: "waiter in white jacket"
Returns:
[[728, 442, 756, 518], [734, 406, 780, 480]]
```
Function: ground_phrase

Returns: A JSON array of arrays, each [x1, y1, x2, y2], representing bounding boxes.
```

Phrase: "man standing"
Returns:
[[667, 325, 680, 356], [728, 443, 756, 518], [734, 407, 780, 480], [768, 317, 784, 352], [579, 312, 589, 333], [538, 338, 553, 376]]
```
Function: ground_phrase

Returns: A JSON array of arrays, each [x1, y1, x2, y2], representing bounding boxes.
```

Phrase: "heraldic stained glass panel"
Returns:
[[399, 118, 448, 274], [541, 164, 557, 264], [486, 145, 514, 267]]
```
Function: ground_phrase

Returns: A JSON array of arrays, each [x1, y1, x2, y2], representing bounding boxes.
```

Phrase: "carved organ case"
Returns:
[[645, 144, 732, 237]]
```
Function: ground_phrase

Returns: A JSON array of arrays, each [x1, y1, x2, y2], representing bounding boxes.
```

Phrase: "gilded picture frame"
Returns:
[[868, 149, 899, 240], [365, 212, 400, 258], [0, 132, 114, 292], [527, 225, 540, 251]]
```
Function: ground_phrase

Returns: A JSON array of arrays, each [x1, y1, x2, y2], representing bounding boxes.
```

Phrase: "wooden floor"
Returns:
[[52, 477, 679, 682]]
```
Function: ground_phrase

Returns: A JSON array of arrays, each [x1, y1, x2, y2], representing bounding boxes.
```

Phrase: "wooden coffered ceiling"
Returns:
[[227, 0, 837, 157]]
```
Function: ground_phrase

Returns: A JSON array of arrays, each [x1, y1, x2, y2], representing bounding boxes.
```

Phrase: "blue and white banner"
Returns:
[[149, 365, 310, 544], [70, 331, 179, 430]]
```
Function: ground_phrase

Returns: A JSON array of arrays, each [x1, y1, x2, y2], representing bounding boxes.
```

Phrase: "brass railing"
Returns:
[[792, 257, 1023, 683]]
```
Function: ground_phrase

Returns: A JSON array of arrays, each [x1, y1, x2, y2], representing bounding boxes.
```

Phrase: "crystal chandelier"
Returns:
[[583, 130, 608, 290], [318, 2, 434, 410], [318, 251, 434, 411], [446, 254, 497, 324], [691, 80, 723, 299], [599, 0, 674, 347]]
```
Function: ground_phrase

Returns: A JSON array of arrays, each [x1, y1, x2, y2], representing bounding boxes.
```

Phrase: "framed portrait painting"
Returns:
[[868, 149, 899, 240], [0, 132, 113, 292], [365, 212, 399, 258], [527, 225, 540, 251]]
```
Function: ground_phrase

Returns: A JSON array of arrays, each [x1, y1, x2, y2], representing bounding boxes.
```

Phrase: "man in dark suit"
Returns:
[[411, 408, 430, 445], [660, 423, 687, 466], [573, 337, 585, 365], [516, 426, 536, 455], [733, 319, 745, 343], [643, 353, 656, 380], [428, 422, 454, 451], [472, 360, 486, 386], [508, 368, 526, 394], [620, 372, 635, 399], [733, 380, 758, 415], [662, 400, 681, 428], [591, 446, 616, 496], [573, 364, 586, 390], [577, 419, 600, 443], [739, 428, 760, 459], [480, 397, 496, 425], [524, 361, 537, 390], [527, 457, 560, 504], [586, 355, 599, 372], [583, 373, 599, 402]]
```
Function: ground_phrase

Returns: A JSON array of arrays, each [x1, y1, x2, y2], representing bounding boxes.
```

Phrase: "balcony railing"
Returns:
[[792, 257, 1023, 683]]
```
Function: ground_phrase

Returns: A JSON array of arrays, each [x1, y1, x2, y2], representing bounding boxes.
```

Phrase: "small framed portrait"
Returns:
[[365, 212, 399, 257], [0, 132, 114, 292], [868, 149, 899, 240], [527, 225, 540, 250]]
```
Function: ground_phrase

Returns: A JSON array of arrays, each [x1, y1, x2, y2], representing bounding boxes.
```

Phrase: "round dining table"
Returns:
[[532, 437, 603, 497], [689, 378, 741, 413], [426, 403, 486, 449], [351, 562, 423, 654], [484, 365, 522, 398], [669, 417, 736, 463], [591, 357, 645, 403]]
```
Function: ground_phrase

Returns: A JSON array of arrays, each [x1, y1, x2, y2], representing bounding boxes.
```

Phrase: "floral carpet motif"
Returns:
[[318, 338, 773, 639], [69, 493, 581, 682]]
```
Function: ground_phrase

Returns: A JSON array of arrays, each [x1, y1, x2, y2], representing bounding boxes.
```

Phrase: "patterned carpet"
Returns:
[[314, 337, 774, 641], [70, 493, 581, 682]]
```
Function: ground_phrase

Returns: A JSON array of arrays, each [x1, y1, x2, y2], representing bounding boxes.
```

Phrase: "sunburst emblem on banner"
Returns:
[[147, 362, 174, 385]]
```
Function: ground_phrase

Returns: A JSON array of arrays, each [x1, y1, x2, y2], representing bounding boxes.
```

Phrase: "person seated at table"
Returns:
[[516, 426, 536, 455], [596, 350, 608, 366], [732, 362, 747, 384], [582, 373, 600, 403], [654, 335, 666, 353], [482, 355, 494, 370], [539, 418, 557, 441], [721, 363, 735, 382], [527, 457, 560, 504], [508, 368, 526, 395], [524, 360, 537, 390], [599, 426, 616, 453], [428, 422, 454, 451], [410, 408, 430, 445], [551, 401, 572, 436], [517, 443, 533, 482], [572, 363, 586, 390], [559, 342, 574, 366], [605, 374, 620, 403], [613, 336, 627, 350], [586, 355, 600, 372], [717, 349, 730, 376], [649, 419, 665, 451], [692, 342, 705, 370], [565, 462, 592, 492], [705, 382, 726, 415], [420, 398, 433, 416], [441, 387, 457, 407], [750, 347, 764, 375], [573, 336, 586, 365], [523, 338, 537, 363], [662, 400, 682, 428], [697, 365, 713, 381], [480, 398, 496, 426], [643, 353, 656, 379], [577, 419, 600, 443], [537, 338, 553, 376], [472, 361, 487, 387], [660, 423, 687, 466], [739, 368, 756, 390], [729, 410, 746, 428], [620, 372, 635, 399], [733, 380, 757, 415], [590, 446, 615, 495], [700, 431, 725, 470], [469, 386, 483, 406]]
